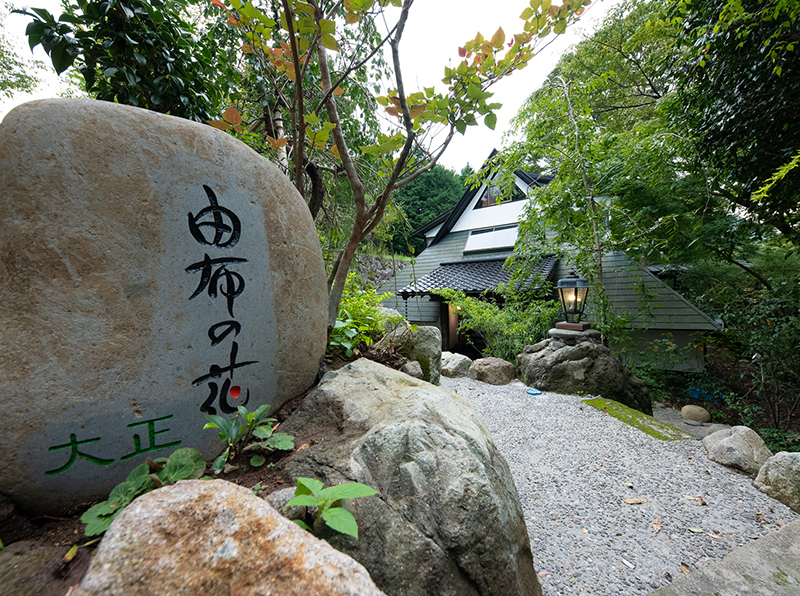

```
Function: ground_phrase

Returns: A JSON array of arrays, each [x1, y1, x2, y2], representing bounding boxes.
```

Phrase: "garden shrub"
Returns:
[[436, 288, 561, 363], [328, 273, 400, 358]]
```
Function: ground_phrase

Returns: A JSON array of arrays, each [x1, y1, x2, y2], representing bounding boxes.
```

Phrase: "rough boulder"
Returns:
[[441, 352, 473, 378], [754, 452, 800, 513], [702, 426, 772, 475], [73, 480, 385, 596], [516, 334, 652, 415], [468, 357, 516, 385], [376, 325, 442, 385], [279, 358, 542, 596]]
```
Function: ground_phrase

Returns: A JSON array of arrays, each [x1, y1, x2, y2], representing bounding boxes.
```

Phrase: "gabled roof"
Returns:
[[398, 253, 558, 299], [423, 149, 553, 245]]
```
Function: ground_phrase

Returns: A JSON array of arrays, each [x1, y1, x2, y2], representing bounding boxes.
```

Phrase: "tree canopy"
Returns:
[[23, 0, 590, 329], [1, 2, 42, 99]]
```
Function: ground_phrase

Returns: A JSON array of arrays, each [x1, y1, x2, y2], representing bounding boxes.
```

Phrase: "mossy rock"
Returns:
[[583, 398, 698, 441]]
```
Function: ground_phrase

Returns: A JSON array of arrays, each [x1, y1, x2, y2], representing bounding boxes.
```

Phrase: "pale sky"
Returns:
[[1, 0, 621, 171]]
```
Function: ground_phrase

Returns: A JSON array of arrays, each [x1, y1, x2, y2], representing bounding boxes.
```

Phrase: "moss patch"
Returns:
[[583, 398, 698, 441]]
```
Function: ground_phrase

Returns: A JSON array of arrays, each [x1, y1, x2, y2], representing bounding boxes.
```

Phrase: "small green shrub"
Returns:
[[758, 428, 800, 453], [81, 448, 205, 536], [329, 273, 398, 358], [436, 288, 560, 363], [204, 404, 294, 474], [287, 477, 379, 539]]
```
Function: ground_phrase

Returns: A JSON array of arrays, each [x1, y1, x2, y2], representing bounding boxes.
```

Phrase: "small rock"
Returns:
[[401, 360, 424, 380], [441, 352, 473, 378], [681, 405, 711, 423], [468, 357, 516, 385], [265, 487, 306, 521]]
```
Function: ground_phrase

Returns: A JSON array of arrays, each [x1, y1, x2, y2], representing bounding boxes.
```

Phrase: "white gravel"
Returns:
[[441, 377, 800, 596]]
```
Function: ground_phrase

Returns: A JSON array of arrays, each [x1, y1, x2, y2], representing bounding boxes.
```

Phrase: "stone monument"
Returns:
[[0, 99, 327, 514]]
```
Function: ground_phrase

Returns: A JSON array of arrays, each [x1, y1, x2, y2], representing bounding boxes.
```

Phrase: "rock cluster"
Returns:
[[278, 359, 542, 596], [516, 330, 652, 415]]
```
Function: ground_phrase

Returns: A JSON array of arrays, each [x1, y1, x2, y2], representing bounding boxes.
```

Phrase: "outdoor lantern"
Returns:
[[555, 268, 590, 330]]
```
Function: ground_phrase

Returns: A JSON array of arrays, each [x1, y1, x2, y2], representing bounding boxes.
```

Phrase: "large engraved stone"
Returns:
[[0, 99, 327, 515]]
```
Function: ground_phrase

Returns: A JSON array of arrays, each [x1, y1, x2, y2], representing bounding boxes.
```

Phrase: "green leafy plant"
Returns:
[[757, 428, 800, 453], [436, 287, 560, 363], [328, 273, 400, 358], [80, 447, 205, 536], [287, 477, 378, 539], [204, 404, 294, 474]]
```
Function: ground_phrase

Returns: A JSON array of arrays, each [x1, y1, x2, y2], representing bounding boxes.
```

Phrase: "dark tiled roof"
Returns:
[[398, 254, 558, 298]]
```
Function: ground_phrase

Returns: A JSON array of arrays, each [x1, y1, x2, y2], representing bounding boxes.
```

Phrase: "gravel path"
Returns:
[[440, 377, 800, 596]]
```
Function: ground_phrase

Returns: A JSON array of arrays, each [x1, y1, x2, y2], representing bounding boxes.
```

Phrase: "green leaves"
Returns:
[[205, 404, 293, 474], [80, 448, 205, 536], [287, 477, 379, 539], [21, 0, 226, 122]]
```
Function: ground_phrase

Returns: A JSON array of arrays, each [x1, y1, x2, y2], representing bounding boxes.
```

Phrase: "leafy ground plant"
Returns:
[[204, 404, 294, 473], [328, 273, 396, 358], [80, 448, 205, 536], [287, 477, 378, 539]]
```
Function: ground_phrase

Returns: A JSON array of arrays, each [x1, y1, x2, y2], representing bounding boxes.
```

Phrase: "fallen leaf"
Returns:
[[706, 532, 722, 539], [297, 443, 310, 451], [581, 528, 588, 533], [538, 571, 548, 577], [276, 479, 284, 484], [681, 562, 692, 575], [624, 498, 647, 504], [695, 496, 708, 506], [775, 520, 783, 528], [665, 572, 673, 582], [653, 518, 663, 533], [63, 544, 79, 563], [688, 528, 703, 533]]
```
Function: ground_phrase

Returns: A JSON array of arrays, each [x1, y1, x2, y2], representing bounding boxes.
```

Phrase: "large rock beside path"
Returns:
[[73, 480, 385, 596], [754, 452, 800, 513], [376, 325, 442, 385], [0, 99, 327, 515], [441, 352, 472, 378], [649, 520, 800, 595], [517, 336, 652, 415], [468, 357, 515, 385], [702, 426, 772, 475], [279, 358, 542, 596]]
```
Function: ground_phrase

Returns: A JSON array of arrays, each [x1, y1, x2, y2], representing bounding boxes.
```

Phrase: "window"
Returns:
[[474, 182, 525, 209], [463, 225, 519, 252]]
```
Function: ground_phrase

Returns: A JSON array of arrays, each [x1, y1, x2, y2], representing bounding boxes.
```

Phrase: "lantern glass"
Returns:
[[555, 269, 590, 323]]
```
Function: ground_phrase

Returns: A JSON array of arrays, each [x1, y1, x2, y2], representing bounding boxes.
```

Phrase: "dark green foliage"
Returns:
[[1, 3, 42, 98], [21, 0, 226, 121], [328, 273, 408, 358], [389, 165, 466, 255], [80, 448, 205, 536], [672, 0, 800, 244], [204, 404, 294, 473], [436, 288, 560, 363]]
